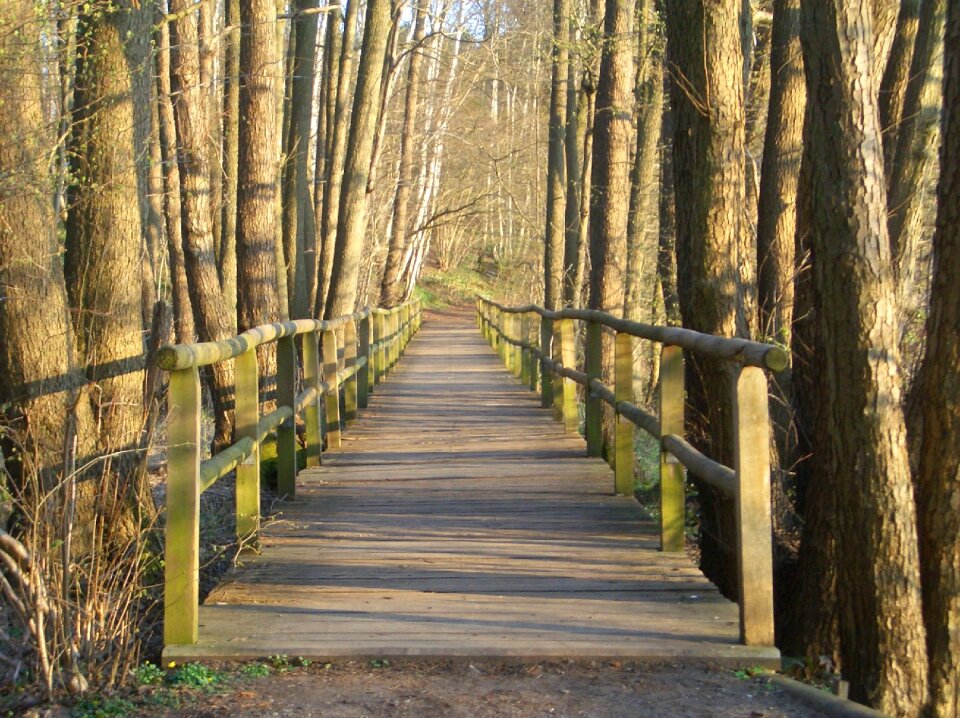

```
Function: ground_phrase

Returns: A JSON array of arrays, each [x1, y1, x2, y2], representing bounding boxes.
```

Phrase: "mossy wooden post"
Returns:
[[374, 312, 385, 385], [388, 311, 398, 371], [735, 366, 775, 646], [276, 335, 298, 497], [527, 314, 538, 392], [614, 332, 635, 496], [301, 330, 323, 467], [559, 318, 578, 432], [358, 312, 371, 408], [551, 320, 564, 420], [164, 366, 201, 646], [402, 304, 411, 352], [584, 320, 602, 456], [322, 329, 341, 448], [343, 319, 358, 424], [520, 314, 531, 386], [540, 315, 554, 408], [658, 345, 685, 552], [513, 314, 526, 383], [235, 349, 260, 545]]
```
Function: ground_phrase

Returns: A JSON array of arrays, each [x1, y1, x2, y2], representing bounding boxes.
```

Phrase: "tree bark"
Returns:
[[886, 0, 945, 301], [380, 0, 426, 308], [325, 0, 394, 318], [799, 2, 928, 713], [65, 0, 150, 471], [544, 0, 569, 309], [282, 0, 320, 319], [220, 0, 241, 324], [0, 0, 96, 485], [908, 2, 960, 713], [879, 0, 921, 173], [562, 21, 582, 307], [156, 9, 195, 344], [169, 0, 237, 450], [624, 0, 662, 325], [318, 0, 361, 316], [665, 0, 750, 597], [238, 0, 284, 331]]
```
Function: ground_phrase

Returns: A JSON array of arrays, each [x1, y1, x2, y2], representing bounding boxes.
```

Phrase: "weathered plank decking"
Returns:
[[165, 310, 779, 664]]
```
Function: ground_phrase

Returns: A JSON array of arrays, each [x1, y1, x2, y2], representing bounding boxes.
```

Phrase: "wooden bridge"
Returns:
[[160, 301, 785, 665]]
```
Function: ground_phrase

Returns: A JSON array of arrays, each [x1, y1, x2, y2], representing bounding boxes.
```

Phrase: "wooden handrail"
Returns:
[[479, 297, 787, 371], [476, 296, 778, 648], [162, 299, 422, 649]]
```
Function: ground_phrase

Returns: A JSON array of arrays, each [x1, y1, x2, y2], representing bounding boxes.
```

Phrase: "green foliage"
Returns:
[[70, 696, 136, 718], [369, 658, 391, 669], [732, 665, 769, 680], [168, 662, 225, 689], [133, 661, 164, 686], [239, 662, 272, 678]]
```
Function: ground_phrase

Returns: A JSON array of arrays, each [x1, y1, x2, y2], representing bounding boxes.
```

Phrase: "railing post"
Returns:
[[276, 335, 297, 498], [374, 312, 385, 386], [164, 366, 201, 646], [301, 331, 323, 468], [558, 318, 578, 432], [551, 320, 563, 419], [658, 345, 685, 552], [584, 320, 603, 457], [614, 332, 634, 496], [322, 329, 341, 449], [520, 314, 530, 386], [540, 316, 554, 408], [513, 315, 523, 379], [343, 319, 358, 424], [235, 349, 261, 543], [735, 366, 775, 646], [527, 315, 538, 392], [358, 311, 371, 408]]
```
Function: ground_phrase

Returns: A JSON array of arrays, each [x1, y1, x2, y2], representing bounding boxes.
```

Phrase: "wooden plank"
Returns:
[[164, 310, 778, 665]]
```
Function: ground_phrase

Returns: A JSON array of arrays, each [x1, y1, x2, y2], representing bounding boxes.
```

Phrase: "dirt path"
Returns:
[[132, 660, 828, 717]]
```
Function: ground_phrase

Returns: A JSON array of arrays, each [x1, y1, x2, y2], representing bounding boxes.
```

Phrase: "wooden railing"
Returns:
[[476, 297, 787, 647], [158, 299, 422, 647]]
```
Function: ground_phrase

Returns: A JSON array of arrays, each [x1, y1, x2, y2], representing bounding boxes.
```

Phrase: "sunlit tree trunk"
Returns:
[[799, 2, 928, 713]]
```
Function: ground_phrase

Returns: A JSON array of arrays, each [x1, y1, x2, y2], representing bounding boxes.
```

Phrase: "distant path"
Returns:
[[167, 309, 777, 663]]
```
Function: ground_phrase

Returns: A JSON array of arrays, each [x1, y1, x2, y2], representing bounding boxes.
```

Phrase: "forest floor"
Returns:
[[46, 659, 833, 718]]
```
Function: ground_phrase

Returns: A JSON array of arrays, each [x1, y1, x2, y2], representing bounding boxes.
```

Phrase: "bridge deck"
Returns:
[[165, 310, 778, 664]]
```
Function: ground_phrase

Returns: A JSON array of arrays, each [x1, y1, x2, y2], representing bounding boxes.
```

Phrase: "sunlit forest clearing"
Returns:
[[1, 0, 958, 715]]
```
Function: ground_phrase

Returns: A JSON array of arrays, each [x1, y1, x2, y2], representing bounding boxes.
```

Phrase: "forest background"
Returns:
[[0, 0, 958, 716]]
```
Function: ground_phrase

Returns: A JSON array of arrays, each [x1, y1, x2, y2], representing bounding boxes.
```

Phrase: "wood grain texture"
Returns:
[[164, 311, 778, 664]]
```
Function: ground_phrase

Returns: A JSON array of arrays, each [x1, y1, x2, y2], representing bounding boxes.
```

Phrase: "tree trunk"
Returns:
[[886, 0, 945, 304], [624, 0, 662, 326], [908, 2, 960, 713], [238, 0, 284, 331], [562, 22, 582, 307], [156, 9, 195, 344], [0, 0, 96, 486], [799, 2, 928, 713], [65, 0, 150, 475], [169, 0, 237, 451], [665, 0, 750, 597], [318, 0, 361, 316], [282, 0, 320, 319], [544, 0, 569, 309], [325, 0, 395, 318], [221, 0, 241, 325], [380, 0, 426, 308], [879, 0, 921, 173], [312, 3, 343, 313]]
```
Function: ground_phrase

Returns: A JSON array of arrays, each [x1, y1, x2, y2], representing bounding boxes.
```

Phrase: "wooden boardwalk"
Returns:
[[165, 310, 779, 664]]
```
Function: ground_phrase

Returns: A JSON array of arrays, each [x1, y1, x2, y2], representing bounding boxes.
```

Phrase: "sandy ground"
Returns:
[[136, 660, 828, 718]]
